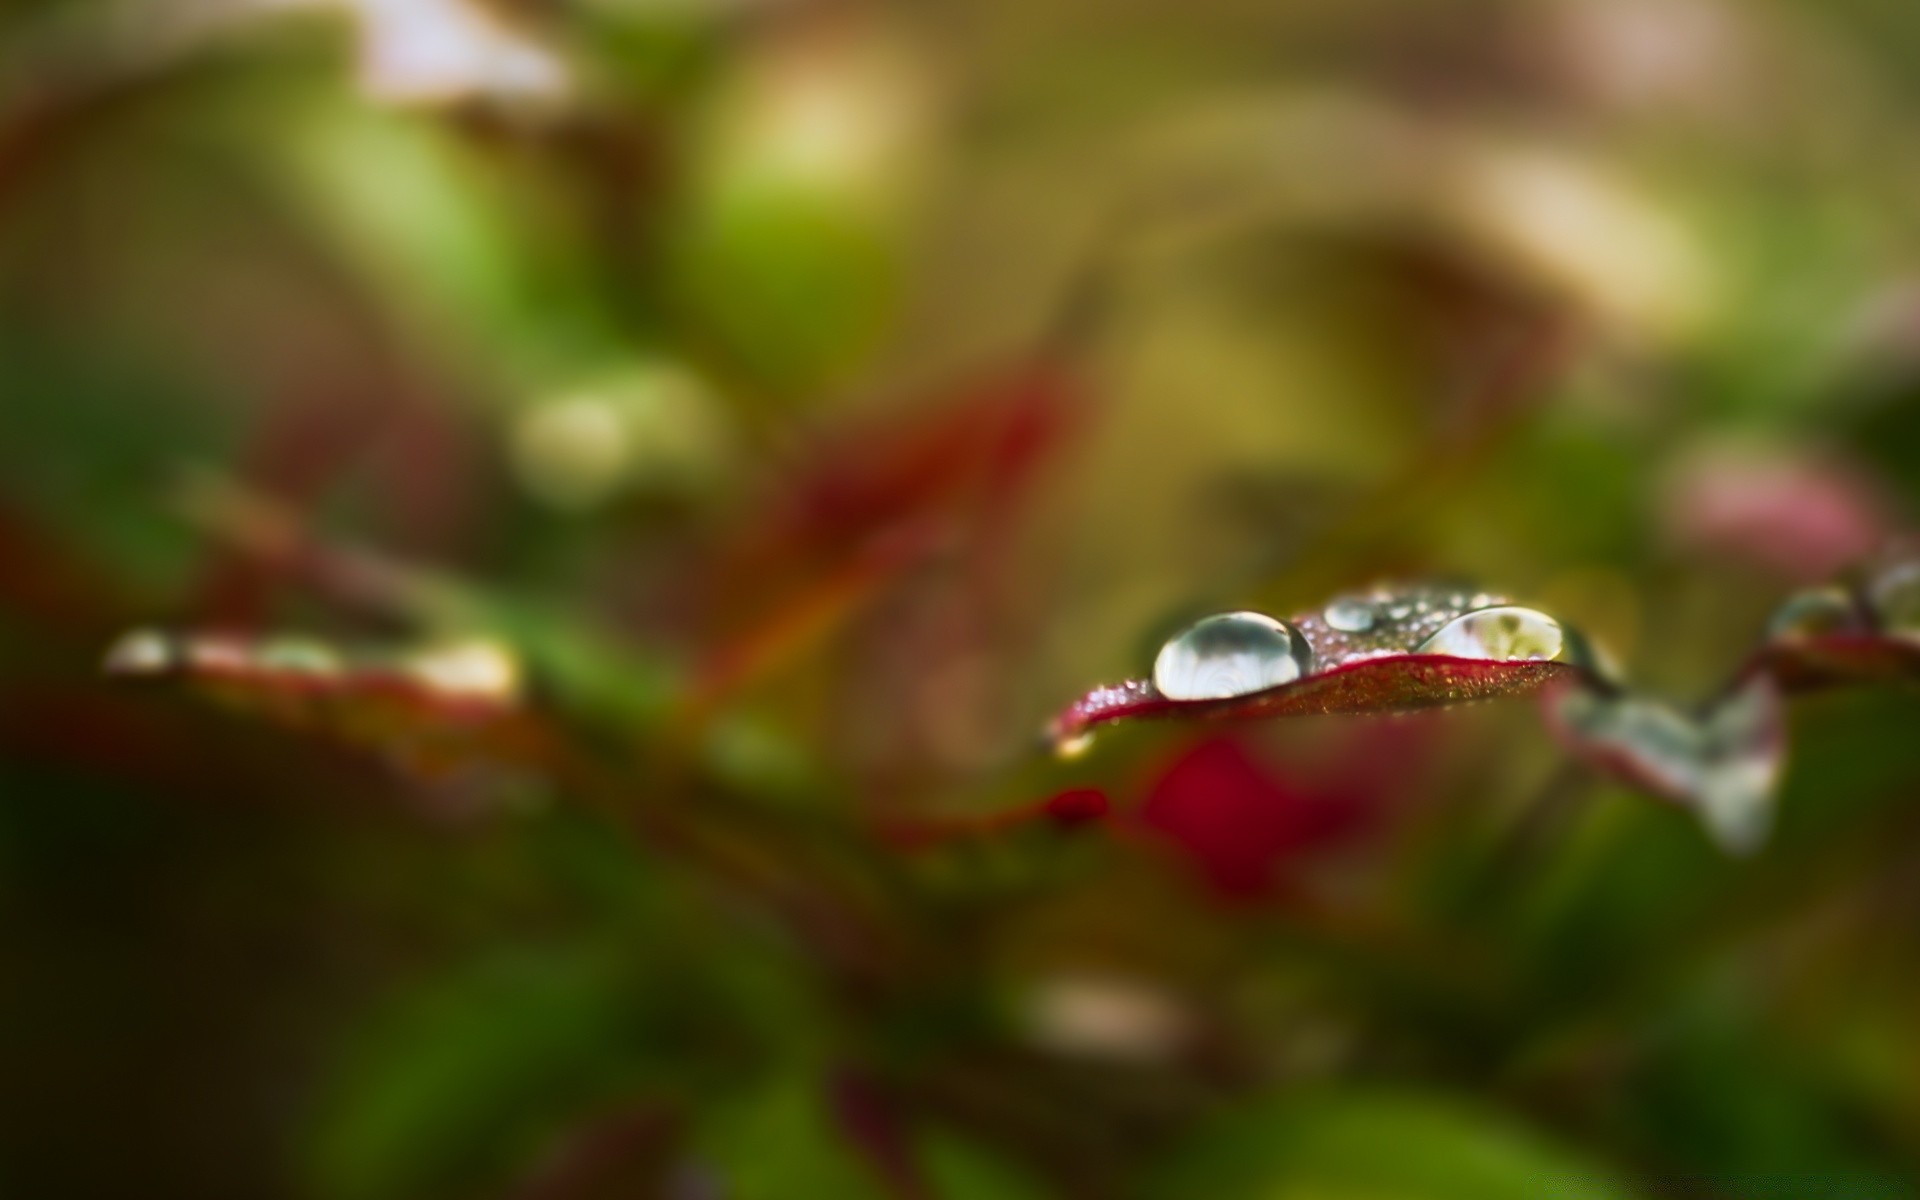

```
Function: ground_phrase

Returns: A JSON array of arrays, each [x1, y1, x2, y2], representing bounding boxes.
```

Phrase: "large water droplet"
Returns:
[[1152, 612, 1313, 701], [1766, 586, 1862, 642], [1323, 596, 1377, 633], [1415, 605, 1566, 662], [1868, 560, 1920, 637]]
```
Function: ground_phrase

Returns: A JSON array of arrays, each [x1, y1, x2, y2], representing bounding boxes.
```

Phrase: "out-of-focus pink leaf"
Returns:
[[1662, 446, 1893, 582]]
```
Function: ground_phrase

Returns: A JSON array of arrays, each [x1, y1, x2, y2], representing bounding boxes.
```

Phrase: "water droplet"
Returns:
[[103, 629, 174, 675], [1416, 605, 1566, 662], [1868, 560, 1920, 637], [1323, 596, 1377, 633], [406, 639, 522, 702], [1152, 612, 1313, 701], [1766, 586, 1862, 642]]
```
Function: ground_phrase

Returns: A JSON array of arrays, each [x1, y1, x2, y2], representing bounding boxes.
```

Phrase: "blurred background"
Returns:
[[6, 0, 1920, 1196]]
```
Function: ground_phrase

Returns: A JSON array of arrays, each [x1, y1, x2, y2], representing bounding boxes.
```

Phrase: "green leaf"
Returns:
[[691, 1075, 891, 1200], [1144, 1087, 1639, 1200], [306, 945, 653, 1200]]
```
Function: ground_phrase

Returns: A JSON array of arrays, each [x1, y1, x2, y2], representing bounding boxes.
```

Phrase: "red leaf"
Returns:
[[1050, 655, 1581, 749], [1140, 737, 1376, 898]]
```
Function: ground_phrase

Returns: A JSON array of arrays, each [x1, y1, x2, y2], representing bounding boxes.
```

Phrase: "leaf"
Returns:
[[691, 1074, 893, 1200], [306, 946, 652, 1200], [1048, 586, 1594, 751], [1545, 675, 1787, 856], [101, 629, 556, 788], [1050, 654, 1580, 749], [1143, 1087, 1641, 1200]]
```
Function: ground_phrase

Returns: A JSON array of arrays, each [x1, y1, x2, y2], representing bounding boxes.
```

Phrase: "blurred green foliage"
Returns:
[[6, 1, 1920, 1198]]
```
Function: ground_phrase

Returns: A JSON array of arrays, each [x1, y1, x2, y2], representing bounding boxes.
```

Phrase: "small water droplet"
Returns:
[[1152, 611, 1313, 701], [1323, 596, 1377, 633], [1766, 586, 1861, 642], [103, 629, 174, 675], [1868, 560, 1920, 637], [1416, 605, 1566, 662]]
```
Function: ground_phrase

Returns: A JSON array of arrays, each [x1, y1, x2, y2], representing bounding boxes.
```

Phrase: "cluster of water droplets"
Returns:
[[1150, 584, 1577, 705]]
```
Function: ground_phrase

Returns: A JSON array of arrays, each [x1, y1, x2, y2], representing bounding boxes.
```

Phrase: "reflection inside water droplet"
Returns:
[[1152, 611, 1313, 701], [1323, 596, 1377, 633], [1416, 605, 1566, 662]]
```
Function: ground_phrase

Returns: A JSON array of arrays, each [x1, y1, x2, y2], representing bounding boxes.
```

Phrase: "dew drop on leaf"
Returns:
[[102, 628, 175, 676], [1867, 559, 1920, 637], [1415, 605, 1567, 662], [1765, 585, 1861, 642], [1322, 596, 1377, 633], [1152, 612, 1314, 701]]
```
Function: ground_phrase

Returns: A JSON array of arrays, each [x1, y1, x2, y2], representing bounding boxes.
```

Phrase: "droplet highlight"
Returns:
[[1152, 612, 1314, 701]]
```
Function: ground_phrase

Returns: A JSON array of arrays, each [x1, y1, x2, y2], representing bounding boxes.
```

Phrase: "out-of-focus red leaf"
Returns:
[[1662, 447, 1893, 582], [1044, 787, 1111, 827], [681, 358, 1084, 706], [876, 787, 1111, 850], [102, 630, 555, 789], [826, 1070, 932, 1200], [1138, 737, 1379, 899], [506, 1103, 683, 1200]]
